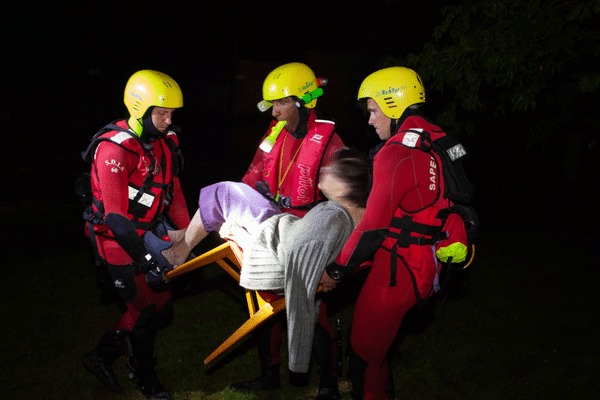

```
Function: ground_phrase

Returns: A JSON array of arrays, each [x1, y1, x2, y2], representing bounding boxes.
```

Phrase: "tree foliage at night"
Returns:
[[388, 0, 600, 142]]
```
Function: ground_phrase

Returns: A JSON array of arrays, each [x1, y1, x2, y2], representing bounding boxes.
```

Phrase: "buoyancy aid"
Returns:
[[382, 116, 476, 305], [260, 114, 337, 212], [81, 120, 183, 234]]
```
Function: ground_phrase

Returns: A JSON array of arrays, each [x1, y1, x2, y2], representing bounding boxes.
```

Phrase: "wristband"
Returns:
[[326, 262, 343, 280]]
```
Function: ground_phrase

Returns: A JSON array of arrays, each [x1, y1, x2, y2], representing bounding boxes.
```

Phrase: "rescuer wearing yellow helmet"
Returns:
[[234, 62, 345, 399], [124, 69, 184, 137], [357, 66, 426, 139], [81, 69, 190, 400], [322, 66, 475, 400]]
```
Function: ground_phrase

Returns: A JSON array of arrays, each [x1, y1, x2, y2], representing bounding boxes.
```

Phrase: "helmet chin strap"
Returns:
[[390, 119, 398, 137], [290, 105, 310, 139], [389, 106, 420, 138]]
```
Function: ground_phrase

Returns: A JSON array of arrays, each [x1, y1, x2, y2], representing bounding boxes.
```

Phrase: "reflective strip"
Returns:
[[128, 186, 154, 208], [402, 131, 420, 147], [111, 131, 134, 145], [447, 144, 467, 162], [314, 119, 335, 125]]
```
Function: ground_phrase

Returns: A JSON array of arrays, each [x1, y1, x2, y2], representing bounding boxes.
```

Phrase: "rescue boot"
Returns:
[[136, 367, 173, 400], [82, 331, 125, 393], [289, 370, 309, 387], [130, 335, 173, 400], [315, 380, 341, 400], [230, 323, 281, 391], [315, 367, 340, 400]]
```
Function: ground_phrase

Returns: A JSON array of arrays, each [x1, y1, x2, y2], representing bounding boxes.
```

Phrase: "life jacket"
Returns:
[[382, 116, 478, 306], [261, 115, 337, 213], [80, 120, 183, 233]]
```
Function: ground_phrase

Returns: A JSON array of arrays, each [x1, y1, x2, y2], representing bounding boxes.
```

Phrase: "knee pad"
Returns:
[[105, 263, 137, 302], [122, 328, 157, 377], [110, 330, 137, 372]]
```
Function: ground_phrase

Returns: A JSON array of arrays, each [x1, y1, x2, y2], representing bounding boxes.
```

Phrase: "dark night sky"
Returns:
[[4, 0, 448, 205], [5, 0, 444, 112], [5, 0, 592, 235]]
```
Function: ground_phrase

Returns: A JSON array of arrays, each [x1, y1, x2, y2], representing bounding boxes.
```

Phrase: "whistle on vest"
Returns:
[[259, 120, 286, 153]]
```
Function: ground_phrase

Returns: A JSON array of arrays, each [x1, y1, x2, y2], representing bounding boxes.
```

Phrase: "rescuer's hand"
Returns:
[[319, 269, 339, 292]]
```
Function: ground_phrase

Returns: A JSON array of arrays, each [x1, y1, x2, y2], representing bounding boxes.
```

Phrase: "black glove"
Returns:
[[254, 181, 276, 202], [140, 229, 176, 292], [325, 261, 344, 281], [142, 230, 175, 272], [139, 255, 169, 292]]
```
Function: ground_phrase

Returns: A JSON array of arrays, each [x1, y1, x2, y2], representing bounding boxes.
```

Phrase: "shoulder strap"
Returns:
[[397, 128, 475, 205], [81, 121, 140, 164], [163, 134, 184, 177]]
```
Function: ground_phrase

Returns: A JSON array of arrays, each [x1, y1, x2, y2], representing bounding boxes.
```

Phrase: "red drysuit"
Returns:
[[332, 113, 452, 400], [84, 119, 190, 355], [241, 109, 344, 370]]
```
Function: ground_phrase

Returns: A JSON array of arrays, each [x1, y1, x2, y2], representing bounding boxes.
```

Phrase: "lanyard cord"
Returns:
[[277, 133, 304, 196]]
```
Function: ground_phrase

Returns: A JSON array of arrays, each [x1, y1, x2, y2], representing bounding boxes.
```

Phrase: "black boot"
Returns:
[[82, 331, 125, 393], [316, 381, 340, 400], [230, 323, 281, 391], [131, 335, 173, 400], [289, 370, 309, 387], [314, 364, 340, 399], [137, 368, 173, 400]]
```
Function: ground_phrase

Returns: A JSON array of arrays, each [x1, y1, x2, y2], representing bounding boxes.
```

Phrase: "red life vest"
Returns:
[[382, 117, 450, 250], [382, 116, 470, 303], [261, 114, 338, 214], [82, 120, 182, 234]]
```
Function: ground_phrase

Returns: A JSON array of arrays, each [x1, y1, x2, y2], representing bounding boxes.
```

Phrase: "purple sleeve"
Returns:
[[198, 181, 281, 236]]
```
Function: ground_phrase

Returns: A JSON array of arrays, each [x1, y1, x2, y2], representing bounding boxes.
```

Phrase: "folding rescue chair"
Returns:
[[164, 241, 288, 365]]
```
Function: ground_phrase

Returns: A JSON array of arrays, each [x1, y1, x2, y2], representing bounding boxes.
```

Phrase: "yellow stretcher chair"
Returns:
[[164, 241, 288, 365]]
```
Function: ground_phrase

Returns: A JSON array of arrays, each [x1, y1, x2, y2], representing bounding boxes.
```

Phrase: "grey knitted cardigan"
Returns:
[[240, 200, 354, 373]]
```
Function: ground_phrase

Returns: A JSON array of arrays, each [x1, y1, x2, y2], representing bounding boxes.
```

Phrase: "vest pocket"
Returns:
[[127, 183, 155, 217]]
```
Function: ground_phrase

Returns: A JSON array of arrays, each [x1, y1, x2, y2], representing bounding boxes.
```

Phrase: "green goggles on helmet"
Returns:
[[257, 86, 325, 112]]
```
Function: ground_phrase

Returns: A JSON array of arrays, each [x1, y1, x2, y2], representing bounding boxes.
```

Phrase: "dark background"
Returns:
[[2, 3, 599, 399], [2, 0, 596, 244]]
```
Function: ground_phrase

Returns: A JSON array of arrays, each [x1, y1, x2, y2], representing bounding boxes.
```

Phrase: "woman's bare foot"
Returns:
[[166, 228, 186, 244], [161, 231, 192, 266]]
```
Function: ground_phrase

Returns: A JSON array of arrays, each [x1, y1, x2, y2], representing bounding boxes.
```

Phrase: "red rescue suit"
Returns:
[[243, 109, 345, 217], [333, 113, 451, 400], [83, 119, 190, 340], [241, 109, 345, 370]]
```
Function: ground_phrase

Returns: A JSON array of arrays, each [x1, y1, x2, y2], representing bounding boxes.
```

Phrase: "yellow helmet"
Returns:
[[124, 70, 183, 119], [357, 67, 425, 119], [257, 62, 326, 112]]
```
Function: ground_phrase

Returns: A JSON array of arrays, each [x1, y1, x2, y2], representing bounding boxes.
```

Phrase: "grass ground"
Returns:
[[1, 200, 599, 399]]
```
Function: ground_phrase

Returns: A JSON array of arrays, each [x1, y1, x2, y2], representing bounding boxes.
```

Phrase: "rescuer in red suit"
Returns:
[[321, 67, 455, 400], [233, 62, 345, 399], [81, 70, 190, 400]]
